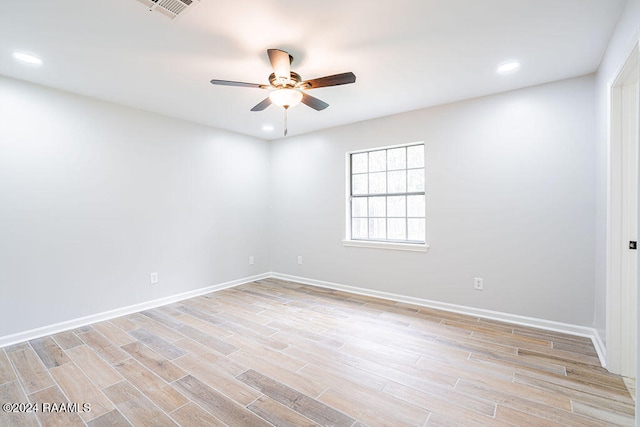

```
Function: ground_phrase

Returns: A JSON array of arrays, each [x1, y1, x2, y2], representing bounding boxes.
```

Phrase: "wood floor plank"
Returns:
[[494, 405, 565, 427], [514, 369, 634, 404], [108, 316, 137, 332], [225, 333, 301, 368], [127, 328, 186, 360], [247, 395, 320, 427], [0, 381, 40, 427], [173, 354, 260, 406], [174, 374, 272, 426], [553, 340, 599, 357], [298, 356, 388, 392], [91, 321, 136, 347], [214, 311, 279, 336], [172, 337, 248, 376], [103, 380, 177, 427], [456, 378, 606, 427], [86, 409, 133, 427], [126, 314, 185, 343], [172, 313, 232, 338], [174, 324, 238, 355], [120, 342, 187, 383], [517, 346, 601, 367], [454, 375, 574, 412], [140, 309, 185, 330], [8, 347, 55, 394], [282, 341, 362, 370], [361, 357, 458, 392], [237, 369, 356, 427], [218, 319, 290, 351], [230, 349, 327, 398], [77, 330, 129, 365], [0, 349, 17, 386], [51, 331, 84, 350], [49, 362, 114, 421], [469, 348, 568, 377], [168, 402, 226, 427], [73, 325, 94, 334], [383, 380, 498, 425], [318, 381, 428, 426], [565, 364, 630, 391], [174, 304, 226, 326], [571, 400, 635, 426], [65, 345, 123, 390], [113, 358, 188, 413], [29, 336, 72, 369], [4, 343, 31, 354], [28, 385, 85, 427]]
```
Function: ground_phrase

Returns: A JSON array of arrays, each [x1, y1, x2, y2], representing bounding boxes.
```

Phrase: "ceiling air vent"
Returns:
[[136, 0, 198, 19]]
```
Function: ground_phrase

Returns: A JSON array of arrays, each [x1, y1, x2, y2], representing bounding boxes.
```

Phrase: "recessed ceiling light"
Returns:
[[262, 124, 274, 132], [497, 61, 521, 74], [13, 52, 43, 65]]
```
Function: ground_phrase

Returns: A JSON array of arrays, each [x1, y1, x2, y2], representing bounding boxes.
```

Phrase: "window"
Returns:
[[345, 142, 427, 251]]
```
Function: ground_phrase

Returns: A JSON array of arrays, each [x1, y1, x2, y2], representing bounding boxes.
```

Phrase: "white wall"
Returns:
[[594, 0, 640, 346], [0, 75, 270, 337], [270, 75, 596, 326]]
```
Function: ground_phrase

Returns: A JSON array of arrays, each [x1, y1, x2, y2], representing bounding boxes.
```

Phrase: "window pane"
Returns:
[[407, 195, 425, 217], [408, 169, 425, 192], [351, 153, 368, 174], [387, 147, 406, 170], [407, 145, 425, 168], [387, 218, 406, 240], [352, 219, 368, 239], [408, 218, 425, 241], [352, 197, 367, 217], [368, 196, 386, 217], [388, 170, 406, 193], [352, 174, 368, 195], [369, 219, 386, 240], [369, 172, 386, 194], [387, 196, 406, 217], [369, 150, 386, 172]]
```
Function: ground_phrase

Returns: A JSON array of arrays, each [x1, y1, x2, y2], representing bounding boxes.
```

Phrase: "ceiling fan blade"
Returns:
[[250, 97, 272, 112], [301, 92, 329, 111], [267, 49, 292, 80], [300, 72, 356, 89], [210, 79, 268, 89]]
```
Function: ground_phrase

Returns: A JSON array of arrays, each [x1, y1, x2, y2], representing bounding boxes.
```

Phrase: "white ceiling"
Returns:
[[0, 0, 626, 140]]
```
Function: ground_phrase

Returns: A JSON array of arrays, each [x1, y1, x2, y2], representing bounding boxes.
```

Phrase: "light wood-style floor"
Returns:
[[0, 278, 635, 426]]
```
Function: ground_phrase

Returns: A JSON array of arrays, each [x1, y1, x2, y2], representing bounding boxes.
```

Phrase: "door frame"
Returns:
[[606, 39, 639, 378]]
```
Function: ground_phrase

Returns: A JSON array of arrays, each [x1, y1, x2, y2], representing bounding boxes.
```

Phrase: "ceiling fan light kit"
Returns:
[[269, 88, 303, 108], [210, 49, 356, 136]]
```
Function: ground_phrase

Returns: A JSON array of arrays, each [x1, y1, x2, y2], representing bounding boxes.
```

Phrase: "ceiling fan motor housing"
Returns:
[[269, 72, 302, 89]]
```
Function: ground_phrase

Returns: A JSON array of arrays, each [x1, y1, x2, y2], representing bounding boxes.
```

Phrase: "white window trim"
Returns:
[[342, 239, 430, 252], [344, 141, 429, 252]]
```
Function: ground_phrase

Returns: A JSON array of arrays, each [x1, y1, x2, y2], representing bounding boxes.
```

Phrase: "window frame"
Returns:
[[343, 141, 429, 252]]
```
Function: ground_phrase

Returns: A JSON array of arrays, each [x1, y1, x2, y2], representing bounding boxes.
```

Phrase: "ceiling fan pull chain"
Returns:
[[284, 106, 288, 136]]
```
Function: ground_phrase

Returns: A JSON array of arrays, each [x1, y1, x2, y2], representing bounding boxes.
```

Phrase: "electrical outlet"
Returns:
[[150, 272, 159, 285], [249, 256, 254, 265], [474, 277, 483, 290], [297, 256, 303, 265]]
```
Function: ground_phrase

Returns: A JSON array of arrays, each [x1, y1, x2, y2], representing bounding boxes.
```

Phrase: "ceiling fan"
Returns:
[[210, 49, 356, 136]]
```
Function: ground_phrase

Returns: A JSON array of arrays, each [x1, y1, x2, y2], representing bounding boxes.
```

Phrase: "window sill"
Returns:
[[342, 239, 429, 252]]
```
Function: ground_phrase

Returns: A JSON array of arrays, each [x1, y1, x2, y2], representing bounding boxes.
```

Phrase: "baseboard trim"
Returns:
[[0, 272, 271, 348], [0, 270, 608, 370], [591, 329, 607, 369], [271, 272, 607, 367]]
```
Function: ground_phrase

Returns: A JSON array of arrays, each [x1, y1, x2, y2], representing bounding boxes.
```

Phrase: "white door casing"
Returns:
[[607, 41, 639, 379]]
